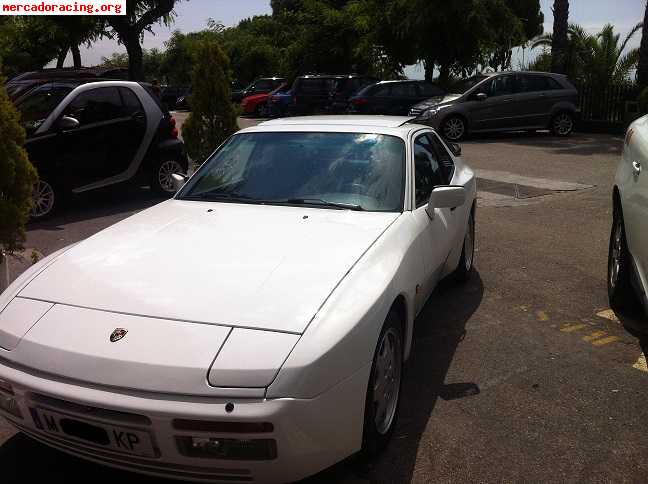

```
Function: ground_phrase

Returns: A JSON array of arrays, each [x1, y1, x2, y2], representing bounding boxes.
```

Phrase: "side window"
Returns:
[[414, 134, 445, 207], [427, 134, 455, 183], [546, 77, 563, 90], [252, 80, 273, 92], [372, 84, 391, 97], [119, 88, 143, 116], [391, 83, 417, 97], [418, 82, 443, 97], [16, 84, 73, 133], [65, 87, 124, 125], [519, 75, 553, 93], [488, 75, 515, 97]]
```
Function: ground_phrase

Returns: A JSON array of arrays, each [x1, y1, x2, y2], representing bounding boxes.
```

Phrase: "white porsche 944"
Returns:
[[0, 116, 476, 483]]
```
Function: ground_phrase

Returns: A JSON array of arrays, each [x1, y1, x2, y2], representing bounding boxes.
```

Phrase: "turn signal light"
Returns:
[[176, 436, 277, 460]]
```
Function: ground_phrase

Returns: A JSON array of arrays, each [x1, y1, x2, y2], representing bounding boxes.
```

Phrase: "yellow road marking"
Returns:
[[536, 310, 549, 321], [633, 353, 648, 373], [560, 323, 586, 333], [596, 309, 620, 323], [591, 336, 620, 346], [582, 331, 606, 342]]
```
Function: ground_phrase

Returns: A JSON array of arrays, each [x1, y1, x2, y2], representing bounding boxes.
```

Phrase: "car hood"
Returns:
[[19, 200, 399, 334], [413, 94, 462, 111]]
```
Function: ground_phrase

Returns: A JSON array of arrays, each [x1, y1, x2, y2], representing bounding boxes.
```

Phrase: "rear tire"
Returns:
[[362, 308, 404, 457], [608, 202, 639, 313], [550, 112, 574, 137], [150, 159, 186, 197], [30, 178, 59, 220], [453, 209, 475, 283]]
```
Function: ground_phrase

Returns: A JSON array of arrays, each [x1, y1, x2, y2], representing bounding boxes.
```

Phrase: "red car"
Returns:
[[240, 83, 287, 117]]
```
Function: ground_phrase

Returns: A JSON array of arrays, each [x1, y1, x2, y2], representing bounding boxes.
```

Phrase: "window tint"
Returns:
[[119, 87, 143, 116], [414, 134, 445, 207], [391, 83, 417, 97], [299, 78, 334, 94], [253, 80, 274, 92], [16, 84, 73, 134], [418, 82, 444, 97], [519, 75, 558, 93], [372, 84, 391, 96], [547, 77, 563, 90], [427, 134, 455, 182], [488, 75, 515, 97], [65, 87, 124, 125]]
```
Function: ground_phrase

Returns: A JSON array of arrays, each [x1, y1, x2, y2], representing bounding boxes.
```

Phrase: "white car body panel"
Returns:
[[0, 116, 476, 483], [617, 115, 648, 310]]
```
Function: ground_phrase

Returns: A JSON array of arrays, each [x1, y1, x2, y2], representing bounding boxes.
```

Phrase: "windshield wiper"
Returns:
[[180, 192, 268, 203], [285, 198, 365, 211]]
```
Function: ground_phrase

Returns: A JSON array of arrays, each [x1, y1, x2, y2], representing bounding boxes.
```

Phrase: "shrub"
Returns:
[[0, 71, 37, 266], [182, 39, 238, 163]]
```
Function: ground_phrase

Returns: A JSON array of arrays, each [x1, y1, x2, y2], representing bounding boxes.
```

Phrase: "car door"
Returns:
[[391, 82, 420, 115], [56, 86, 143, 188], [367, 83, 392, 114], [470, 74, 519, 131], [411, 131, 455, 310], [514, 74, 555, 128]]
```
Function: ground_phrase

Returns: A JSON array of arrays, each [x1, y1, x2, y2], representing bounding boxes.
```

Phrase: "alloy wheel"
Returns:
[[553, 114, 573, 136], [158, 160, 184, 193], [372, 326, 402, 435], [443, 117, 465, 140], [31, 180, 55, 219], [609, 216, 623, 289]]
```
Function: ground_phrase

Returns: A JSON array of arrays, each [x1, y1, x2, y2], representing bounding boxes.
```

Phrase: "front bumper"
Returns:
[[0, 359, 369, 483]]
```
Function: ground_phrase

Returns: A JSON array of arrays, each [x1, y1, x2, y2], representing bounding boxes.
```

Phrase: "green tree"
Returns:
[[551, 0, 569, 73], [103, 0, 181, 81], [48, 17, 106, 68], [0, 71, 38, 287], [182, 40, 237, 163], [636, 0, 648, 88], [0, 18, 61, 77]]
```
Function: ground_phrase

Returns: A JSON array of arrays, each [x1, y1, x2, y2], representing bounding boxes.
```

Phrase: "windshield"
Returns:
[[450, 75, 488, 95], [178, 132, 406, 212], [15, 85, 73, 134]]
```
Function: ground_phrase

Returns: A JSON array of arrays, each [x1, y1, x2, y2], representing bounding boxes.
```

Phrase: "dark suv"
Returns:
[[409, 71, 579, 140], [348, 80, 445, 115], [13, 80, 188, 219], [289, 75, 377, 115], [231, 77, 286, 103]]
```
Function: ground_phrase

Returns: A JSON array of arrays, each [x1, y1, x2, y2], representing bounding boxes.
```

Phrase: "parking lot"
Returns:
[[2, 120, 648, 483]]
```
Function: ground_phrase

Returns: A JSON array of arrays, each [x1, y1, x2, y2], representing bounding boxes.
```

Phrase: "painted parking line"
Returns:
[[596, 309, 620, 323], [560, 323, 587, 333], [582, 331, 606, 342], [591, 336, 620, 346], [633, 353, 648, 373], [474, 169, 594, 192]]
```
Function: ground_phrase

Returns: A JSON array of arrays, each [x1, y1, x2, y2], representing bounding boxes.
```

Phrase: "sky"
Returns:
[[64, 0, 647, 79]]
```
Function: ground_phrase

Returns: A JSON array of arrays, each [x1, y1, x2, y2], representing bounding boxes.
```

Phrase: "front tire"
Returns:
[[608, 203, 639, 313], [30, 178, 59, 220], [551, 112, 574, 137], [453, 209, 475, 283], [442, 115, 467, 141], [151, 159, 186, 197], [362, 309, 404, 456]]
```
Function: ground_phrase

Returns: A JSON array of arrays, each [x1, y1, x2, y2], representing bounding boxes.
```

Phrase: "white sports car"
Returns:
[[0, 116, 476, 483], [609, 115, 648, 317]]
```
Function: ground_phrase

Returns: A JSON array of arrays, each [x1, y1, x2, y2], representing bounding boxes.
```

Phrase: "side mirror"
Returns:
[[449, 142, 462, 156], [475, 92, 488, 102], [171, 173, 188, 193], [56, 115, 80, 131], [426, 186, 466, 218]]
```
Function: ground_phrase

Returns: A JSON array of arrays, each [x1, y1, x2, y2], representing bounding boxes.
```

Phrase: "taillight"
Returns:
[[351, 98, 368, 106], [169, 116, 178, 138], [292, 95, 297, 105]]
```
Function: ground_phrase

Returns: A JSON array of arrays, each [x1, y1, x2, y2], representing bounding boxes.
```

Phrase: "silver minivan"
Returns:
[[409, 71, 579, 141]]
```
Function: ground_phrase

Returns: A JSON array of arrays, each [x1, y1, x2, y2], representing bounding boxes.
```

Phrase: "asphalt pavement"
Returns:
[[2, 119, 648, 483]]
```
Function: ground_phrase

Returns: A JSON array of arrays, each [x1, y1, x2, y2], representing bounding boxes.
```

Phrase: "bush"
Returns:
[[0, 71, 37, 264], [182, 40, 238, 163], [638, 86, 648, 115]]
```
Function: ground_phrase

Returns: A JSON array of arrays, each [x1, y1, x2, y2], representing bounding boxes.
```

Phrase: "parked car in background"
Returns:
[[13, 80, 187, 219], [328, 75, 379, 113], [609, 116, 648, 319], [240, 83, 289, 117], [266, 83, 293, 117], [348, 80, 445, 116], [231, 77, 286, 103], [409, 71, 579, 141], [0, 115, 475, 483], [287, 75, 338, 115], [160, 86, 190, 110]]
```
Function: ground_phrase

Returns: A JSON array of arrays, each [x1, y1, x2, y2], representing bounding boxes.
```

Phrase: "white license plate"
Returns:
[[30, 407, 156, 457]]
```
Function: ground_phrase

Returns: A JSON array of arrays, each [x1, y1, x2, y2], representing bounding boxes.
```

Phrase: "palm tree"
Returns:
[[532, 23, 642, 85], [638, 0, 648, 87], [551, 0, 569, 73]]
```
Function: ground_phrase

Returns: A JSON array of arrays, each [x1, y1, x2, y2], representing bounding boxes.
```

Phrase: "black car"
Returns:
[[328, 75, 379, 113], [348, 80, 445, 115], [160, 86, 190, 110], [13, 79, 188, 219], [231, 77, 286, 103]]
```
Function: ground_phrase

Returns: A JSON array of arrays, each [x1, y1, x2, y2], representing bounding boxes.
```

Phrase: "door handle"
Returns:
[[632, 161, 642, 176]]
